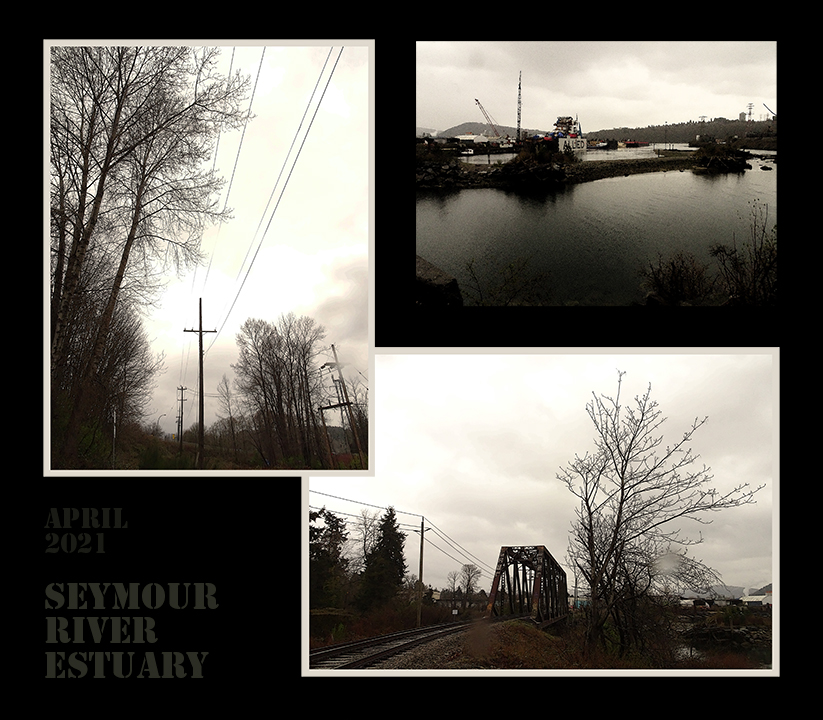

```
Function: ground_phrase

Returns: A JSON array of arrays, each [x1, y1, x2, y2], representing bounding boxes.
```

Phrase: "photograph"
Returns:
[[47, 41, 371, 472], [307, 350, 777, 674], [416, 41, 777, 307]]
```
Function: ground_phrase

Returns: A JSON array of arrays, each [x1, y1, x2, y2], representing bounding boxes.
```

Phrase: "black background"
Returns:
[[37, 479, 302, 696]]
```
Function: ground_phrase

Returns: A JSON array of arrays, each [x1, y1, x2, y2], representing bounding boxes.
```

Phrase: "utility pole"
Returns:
[[184, 298, 216, 469], [517, 70, 522, 141], [330, 344, 365, 468], [176, 386, 188, 454], [417, 517, 426, 627]]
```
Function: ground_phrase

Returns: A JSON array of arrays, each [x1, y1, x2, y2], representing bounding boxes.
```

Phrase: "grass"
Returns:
[[443, 615, 770, 670]]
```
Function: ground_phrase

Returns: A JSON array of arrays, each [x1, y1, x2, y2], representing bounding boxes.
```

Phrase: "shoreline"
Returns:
[[416, 146, 764, 191], [564, 155, 698, 184], [418, 154, 708, 191]]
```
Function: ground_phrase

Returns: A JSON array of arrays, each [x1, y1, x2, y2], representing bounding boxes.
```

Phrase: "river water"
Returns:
[[417, 150, 777, 305]]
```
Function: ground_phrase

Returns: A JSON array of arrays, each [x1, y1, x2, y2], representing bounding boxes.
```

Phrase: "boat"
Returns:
[[547, 116, 587, 154], [624, 140, 650, 148]]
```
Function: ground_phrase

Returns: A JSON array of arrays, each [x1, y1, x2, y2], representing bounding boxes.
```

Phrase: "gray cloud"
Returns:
[[417, 41, 776, 134]]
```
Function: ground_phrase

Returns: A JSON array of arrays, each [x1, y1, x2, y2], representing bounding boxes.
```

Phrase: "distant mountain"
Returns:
[[416, 126, 438, 137], [680, 582, 773, 598], [682, 584, 744, 599], [436, 121, 551, 139]]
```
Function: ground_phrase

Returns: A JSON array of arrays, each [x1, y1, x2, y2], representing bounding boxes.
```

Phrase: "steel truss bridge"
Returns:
[[485, 546, 569, 629]]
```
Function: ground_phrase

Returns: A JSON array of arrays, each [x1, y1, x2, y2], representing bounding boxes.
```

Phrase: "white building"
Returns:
[[455, 133, 489, 144], [741, 592, 773, 607]]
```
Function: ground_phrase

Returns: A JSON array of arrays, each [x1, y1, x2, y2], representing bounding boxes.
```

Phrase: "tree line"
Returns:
[[587, 117, 776, 145], [310, 506, 409, 614], [95, 311, 368, 471], [310, 506, 485, 632], [50, 46, 251, 468], [215, 315, 367, 469]]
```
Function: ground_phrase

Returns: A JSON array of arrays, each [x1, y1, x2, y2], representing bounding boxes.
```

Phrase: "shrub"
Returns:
[[641, 250, 717, 305], [710, 202, 777, 306]]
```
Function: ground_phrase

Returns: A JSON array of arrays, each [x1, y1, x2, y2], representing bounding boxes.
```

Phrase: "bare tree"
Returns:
[[446, 570, 461, 609], [216, 373, 239, 463], [558, 370, 764, 655], [344, 508, 380, 576], [50, 45, 250, 467], [459, 564, 484, 610], [232, 314, 327, 467]]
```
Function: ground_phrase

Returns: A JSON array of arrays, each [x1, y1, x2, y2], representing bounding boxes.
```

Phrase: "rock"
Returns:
[[760, 165, 773, 170], [644, 292, 666, 306], [416, 255, 464, 307]]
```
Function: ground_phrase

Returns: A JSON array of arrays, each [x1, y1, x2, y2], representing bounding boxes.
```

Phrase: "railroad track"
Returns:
[[309, 621, 474, 669]]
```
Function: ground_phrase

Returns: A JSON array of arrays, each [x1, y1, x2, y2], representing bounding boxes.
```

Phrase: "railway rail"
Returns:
[[309, 621, 474, 670]]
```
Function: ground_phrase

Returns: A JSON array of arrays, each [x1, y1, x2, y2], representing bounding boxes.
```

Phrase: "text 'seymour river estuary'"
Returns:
[[416, 151, 776, 306]]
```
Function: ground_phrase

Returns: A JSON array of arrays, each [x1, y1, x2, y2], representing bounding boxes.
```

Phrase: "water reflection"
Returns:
[[416, 165, 776, 306]]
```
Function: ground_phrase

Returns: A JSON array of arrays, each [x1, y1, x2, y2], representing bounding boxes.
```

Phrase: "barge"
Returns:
[[552, 116, 587, 154]]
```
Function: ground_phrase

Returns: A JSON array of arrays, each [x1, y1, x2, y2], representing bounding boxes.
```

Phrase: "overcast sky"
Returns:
[[416, 41, 777, 134], [309, 350, 776, 595], [53, 41, 371, 437]]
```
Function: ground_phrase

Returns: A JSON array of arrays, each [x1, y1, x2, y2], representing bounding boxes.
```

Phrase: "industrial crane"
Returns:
[[475, 97, 503, 139], [763, 103, 777, 119]]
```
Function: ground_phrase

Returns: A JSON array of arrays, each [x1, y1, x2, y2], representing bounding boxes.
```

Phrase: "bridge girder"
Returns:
[[485, 545, 568, 628]]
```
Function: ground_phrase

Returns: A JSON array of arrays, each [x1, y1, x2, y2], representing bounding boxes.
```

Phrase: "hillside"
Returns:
[[420, 121, 550, 138], [586, 118, 776, 145], [419, 117, 775, 147], [681, 583, 772, 598]]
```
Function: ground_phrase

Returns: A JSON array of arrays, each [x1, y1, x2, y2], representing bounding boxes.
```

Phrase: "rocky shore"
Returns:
[[565, 155, 698, 183], [416, 158, 565, 191], [416, 143, 761, 191], [416, 154, 724, 192]]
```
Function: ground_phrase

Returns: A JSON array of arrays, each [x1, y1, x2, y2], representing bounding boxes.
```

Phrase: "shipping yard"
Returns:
[[417, 47, 776, 309], [417, 71, 776, 164]]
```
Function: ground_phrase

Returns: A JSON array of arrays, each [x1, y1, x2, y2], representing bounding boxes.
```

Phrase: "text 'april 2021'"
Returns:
[[45, 507, 128, 554]]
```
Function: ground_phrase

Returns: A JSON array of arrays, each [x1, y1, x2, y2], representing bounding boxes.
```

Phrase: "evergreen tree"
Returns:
[[309, 508, 349, 609], [356, 507, 407, 611]]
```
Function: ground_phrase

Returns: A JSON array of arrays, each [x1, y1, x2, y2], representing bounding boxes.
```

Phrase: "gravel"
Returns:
[[369, 632, 475, 670]]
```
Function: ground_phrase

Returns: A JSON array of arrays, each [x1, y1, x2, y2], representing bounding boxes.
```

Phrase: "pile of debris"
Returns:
[[692, 146, 753, 173], [416, 157, 566, 191]]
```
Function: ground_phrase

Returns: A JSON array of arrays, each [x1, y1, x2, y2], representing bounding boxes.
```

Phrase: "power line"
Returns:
[[308, 489, 494, 575], [427, 524, 495, 573], [427, 520, 495, 572], [205, 47, 344, 356], [309, 503, 492, 583], [229, 47, 334, 293], [203, 47, 266, 291], [423, 535, 492, 579], [210, 47, 235, 175], [309, 489, 422, 518]]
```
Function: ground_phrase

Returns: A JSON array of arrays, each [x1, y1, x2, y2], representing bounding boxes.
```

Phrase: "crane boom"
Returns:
[[763, 103, 777, 117], [475, 98, 503, 139]]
